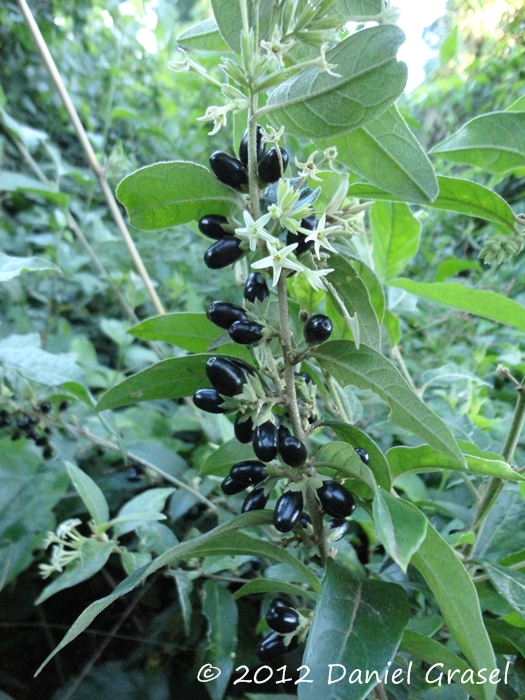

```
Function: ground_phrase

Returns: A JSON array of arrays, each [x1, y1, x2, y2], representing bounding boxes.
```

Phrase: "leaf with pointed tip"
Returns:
[[177, 18, 229, 51], [116, 162, 240, 231], [66, 462, 110, 526], [372, 491, 427, 572], [299, 559, 409, 700], [312, 340, 466, 466], [388, 279, 525, 333], [371, 201, 421, 282], [265, 26, 407, 139], [201, 439, 256, 476], [0, 253, 60, 282], [319, 105, 438, 203], [431, 112, 525, 173]]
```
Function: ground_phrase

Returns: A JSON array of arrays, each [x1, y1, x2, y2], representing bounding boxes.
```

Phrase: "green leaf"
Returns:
[[506, 96, 525, 112], [299, 559, 409, 700], [170, 570, 193, 636], [320, 105, 438, 203], [475, 486, 525, 562], [129, 313, 220, 352], [0, 252, 60, 282], [176, 18, 229, 51], [439, 26, 458, 64], [431, 112, 525, 174], [35, 510, 275, 675], [314, 441, 377, 496], [483, 562, 525, 619], [112, 487, 175, 536], [201, 439, 256, 476], [384, 308, 401, 345], [233, 579, 318, 601], [36, 539, 114, 605], [400, 631, 486, 700], [312, 340, 466, 466], [116, 162, 240, 231], [66, 462, 110, 526], [372, 491, 427, 572], [266, 26, 407, 139], [387, 443, 522, 482], [322, 420, 391, 490], [388, 279, 525, 333], [210, 0, 275, 54], [0, 171, 69, 206], [327, 255, 381, 350], [202, 581, 238, 700], [96, 355, 211, 412], [337, 0, 383, 16], [435, 258, 483, 282], [412, 522, 496, 698], [371, 201, 421, 282]]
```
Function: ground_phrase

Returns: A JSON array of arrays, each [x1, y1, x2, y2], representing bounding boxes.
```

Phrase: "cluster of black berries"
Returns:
[[200, 127, 289, 271], [0, 401, 66, 459], [256, 597, 303, 662]]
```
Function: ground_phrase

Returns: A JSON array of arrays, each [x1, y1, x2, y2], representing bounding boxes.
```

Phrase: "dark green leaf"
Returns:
[[201, 439, 256, 477], [299, 559, 409, 700], [233, 579, 317, 601], [170, 570, 193, 636], [312, 340, 466, 466], [176, 18, 229, 51], [370, 201, 422, 281], [483, 562, 525, 618], [266, 26, 407, 139], [130, 313, 219, 352], [0, 252, 60, 282], [314, 441, 377, 497], [389, 279, 525, 333], [431, 112, 525, 173], [96, 355, 211, 412], [475, 486, 525, 562], [412, 522, 496, 695], [66, 462, 110, 526], [372, 491, 427, 572], [202, 581, 238, 700], [116, 162, 240, 231]]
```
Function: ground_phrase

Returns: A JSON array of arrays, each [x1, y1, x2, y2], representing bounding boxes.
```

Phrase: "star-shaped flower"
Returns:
[[304, 213, 340, 258], [300, 266, 334, 292], [260, 26, 295, 67], [251, 241, 303, 286], [235, 211, 273, 252]]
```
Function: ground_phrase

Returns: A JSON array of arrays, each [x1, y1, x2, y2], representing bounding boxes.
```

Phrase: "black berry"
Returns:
[[229, 320, 264, 345], [43, 445, 53, 459], [303, 314, 333, 344], [193, 388, 226, 414], [273, 490, 304, 533], [317, 480, 356, 519], [209, 151, 248, 189], [0, 412, 12, 427], [258, 146, 289, 184], [355, 447, 370, 465], [239, 125, 266, 168], [253, 420, 278, 462], [221, 475, 248, 495], [206, 301, 248, 330], [205, 356, 247, 397], [35, 436, 48, 447], [127, 467, 142, 482], [39, 401, 52, 413], [266, 603, 300, 634], [286, 215, 317, 255], [329, 518, 352, 541], [198, 214, 230, 240], [17, 414, 30, 429], [295, 371, 313, 384], [59, 401, 69, 412], [255, 631, 288, 662], [278, 428, 307, 468], [234, 413, 254, 443], [244, 271, 269, 303], [204, 237, 244, 269], [230, 461, 267, 486], [242, 487, 269, 513], [299, 512, 311, 528], [11, 429, 21, 441]]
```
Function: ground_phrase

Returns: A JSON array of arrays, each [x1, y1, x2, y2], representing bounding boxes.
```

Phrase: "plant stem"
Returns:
[[248, 97, 261, 220], [16, 0, 165, 316], [326, 373, 352, 424], [305, 483, 330, 565]]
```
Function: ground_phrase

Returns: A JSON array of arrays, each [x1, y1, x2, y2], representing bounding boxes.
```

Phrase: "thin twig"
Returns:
[[16, 0, 165, 316]]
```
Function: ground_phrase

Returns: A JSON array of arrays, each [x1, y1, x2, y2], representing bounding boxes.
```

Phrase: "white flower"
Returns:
[[56, 518, 82, 541], [304, 214, 340, 258], [295, 152, 323, 182], [317, 44, 342, 78], [235, 211, 273, 252], [260, 26, 295, 67], [300, 266, 334, 292], [251, 241, 303, 286]]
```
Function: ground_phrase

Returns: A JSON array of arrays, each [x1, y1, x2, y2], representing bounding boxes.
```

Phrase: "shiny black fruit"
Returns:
[[303, 314, 333, 344], [253, 420, 278, 462], [266, 603, 300, 634], [299, 512, 311, 529], [229, 320, 264, 345], [255, 631, 288, 662], [39, 401, 52, 413], [221, 475, 248, 495], [317, 480, 356, 519], [295, 370, 313, 384], [204, 237, 244, 269], [242, 487, 269, 513], [258, 146, 289, 184], [355, 447, 370, 465], [239, 125, 266, 168], [17, 414, 30, 429], [127, 467, 142, 483], [205, 356, 247, 397], [329, 518, 352, 541], [206, 301, 248, 330], [273, 490, 304, 533], [286, 215, 317, 255], [193, 388, 226, 414], [279, 430, 307, 467], [244, 271, 269, 303], [209, 151, 248, 189], [198, 214, 230, 240], [230, 461, 267, 486], [234, 413, 254, 443]]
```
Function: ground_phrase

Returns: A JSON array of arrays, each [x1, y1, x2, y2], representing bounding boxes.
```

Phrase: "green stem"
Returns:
[[248, 96, 261, 219], [305, 483, 330, 566], [326, 373, 352, 424]]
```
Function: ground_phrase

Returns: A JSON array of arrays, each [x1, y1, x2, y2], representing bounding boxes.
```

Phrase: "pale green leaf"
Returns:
[[0, 170, 69, 206], [66, 462, 110, 526], [483, 562, 525, 619], [116, 161, 240, 231], [506, 96, 525, 112], [266, 26, 407, 139], [112, 487, 175, 536], [372, 490, 427, 572], [0, 252, 60, 282], [177, 18, 229, 51], [312, 340, 466, 466], [431, 112, 525, 174], [371, 201, 421, 281], [388, 279, 525, 333], [337, 0, 383, 17]]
